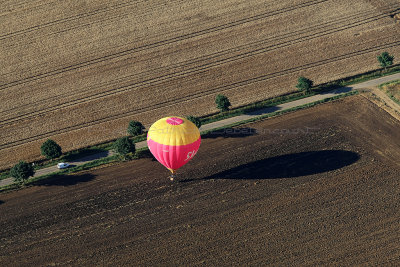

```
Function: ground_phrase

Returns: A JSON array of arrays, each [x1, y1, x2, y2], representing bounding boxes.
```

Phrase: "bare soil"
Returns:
[[1, 96, 400, 266], [1, 0, 400, 169]]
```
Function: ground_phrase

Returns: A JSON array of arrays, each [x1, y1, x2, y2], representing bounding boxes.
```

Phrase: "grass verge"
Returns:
[[378, 79, 400, 105]]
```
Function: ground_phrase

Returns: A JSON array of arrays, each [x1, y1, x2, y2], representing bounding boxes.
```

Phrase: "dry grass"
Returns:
[[1, 0, 400, 169], [381, 80, 400, 101]]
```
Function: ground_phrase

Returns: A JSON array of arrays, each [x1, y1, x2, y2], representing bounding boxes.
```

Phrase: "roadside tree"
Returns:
[[377, 52, 394, 70], [41, 139, 62, 159], [296, 76, 313, 94], [215, 94, 231, 112], [10, 161, 35, 183], [186, 116, 202, 129], [114, 137, 135, 158], [127, 121, 145, 136]]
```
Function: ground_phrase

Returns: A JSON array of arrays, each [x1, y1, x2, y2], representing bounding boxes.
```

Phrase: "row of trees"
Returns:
[[114, 51, 396, 162], [10, 139, 63, 182], [212, 52, 395, 111], [9, 52, 395, 182], [295, 51, 395, 94]]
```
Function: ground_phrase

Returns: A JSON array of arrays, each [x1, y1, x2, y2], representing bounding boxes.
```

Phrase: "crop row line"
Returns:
[[1, 40, 399, 150], [1, 5, 395, 124], [0, 0, 329, 90], [0, 0, 173, 40]]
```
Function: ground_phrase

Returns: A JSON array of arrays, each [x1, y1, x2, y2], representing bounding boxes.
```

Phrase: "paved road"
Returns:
[[1, 73, 399, 187], [0, 151, 116, 187], [200, 73, 400, 131]]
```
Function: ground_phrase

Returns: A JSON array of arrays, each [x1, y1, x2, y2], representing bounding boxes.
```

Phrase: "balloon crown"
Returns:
[[166, 117, 184, 125]]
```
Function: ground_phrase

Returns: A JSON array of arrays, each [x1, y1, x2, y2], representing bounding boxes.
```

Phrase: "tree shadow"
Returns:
[[33, 173, 96, 186], [136, 149, 157, 161], [68, 150, 110, 163], [183, 150, 359, 181], [63, 149, 107, 162], [247, 106, 280, 116], [202, 127, 258, 139], [321, 86, 353, 95]]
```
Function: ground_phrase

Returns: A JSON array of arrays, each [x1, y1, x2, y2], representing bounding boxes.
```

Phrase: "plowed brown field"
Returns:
[[1, 0, 400, 168], [1, 96, 400, 265]]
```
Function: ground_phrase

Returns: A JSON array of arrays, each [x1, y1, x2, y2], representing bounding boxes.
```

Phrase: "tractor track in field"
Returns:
[[0, 186, 162, 243], [1, 4, 397, 126], [4, 1, 398, 78], [0, 0, 177, 40], [0, 0, 330, 90], [1, 0, 193, 55], [1, 39, 399, 150]]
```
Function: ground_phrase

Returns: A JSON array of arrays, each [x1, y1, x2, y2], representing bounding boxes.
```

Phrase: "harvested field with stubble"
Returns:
[[1, 96, 400, 265], [1, 0, 400, 168]]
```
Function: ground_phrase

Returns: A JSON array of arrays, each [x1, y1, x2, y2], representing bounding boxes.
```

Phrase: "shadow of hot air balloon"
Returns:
[[183, 150, 359, 181]]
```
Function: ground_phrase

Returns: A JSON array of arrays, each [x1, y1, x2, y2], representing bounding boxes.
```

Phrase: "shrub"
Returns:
[[186, 116, 202, 128], [41, 139, 62, 159], [296, 76, 313, 94], [127, 121, 145, 136], [10, 161, 35, 183], [215, 94, 231, 112], [113, 137, 135, 157], [377, 52, 394, 70]]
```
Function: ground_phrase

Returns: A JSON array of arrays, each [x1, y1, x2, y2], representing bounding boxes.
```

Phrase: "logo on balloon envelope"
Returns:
[[166, 117, 184, 125], [185, 150, 197, 161], [147, 116, 201, 174]]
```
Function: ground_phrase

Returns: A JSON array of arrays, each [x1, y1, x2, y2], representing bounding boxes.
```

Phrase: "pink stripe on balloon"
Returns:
[[147, 137, 201, 170]]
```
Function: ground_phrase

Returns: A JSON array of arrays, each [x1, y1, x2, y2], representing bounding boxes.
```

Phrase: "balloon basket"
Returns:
[[169, 169, 177, 181]]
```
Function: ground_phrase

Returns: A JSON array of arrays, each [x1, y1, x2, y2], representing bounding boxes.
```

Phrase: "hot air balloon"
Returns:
[[147, 117, 201, 181]]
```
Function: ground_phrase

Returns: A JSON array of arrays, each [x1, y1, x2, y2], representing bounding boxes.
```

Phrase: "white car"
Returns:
[[57, 162, 70, 169]]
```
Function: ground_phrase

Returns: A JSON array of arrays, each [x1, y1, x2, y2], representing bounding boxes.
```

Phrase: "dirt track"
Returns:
[[1, 0, 400, 168], [1, 96, 400, 266]]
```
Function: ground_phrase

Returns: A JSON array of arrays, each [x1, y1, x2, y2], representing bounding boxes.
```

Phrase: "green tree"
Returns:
[[113, 137, 135, 158], [40, 139, 62, 159], [127, 121, 145, 136], [10, 161, 35, 183], [296, 76, 313, 94], [215, 94, 231, 112], [377, 52, 394, 70], [186, 116, 202, 129]]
